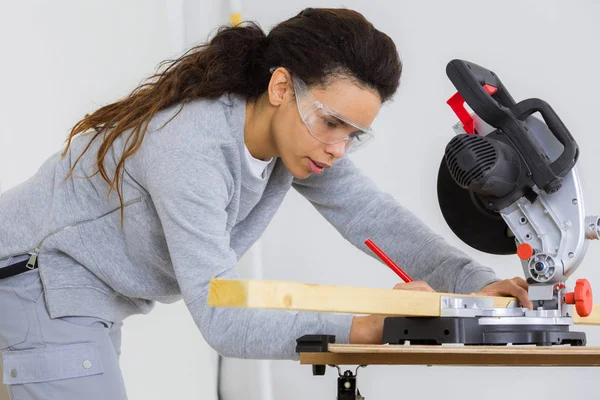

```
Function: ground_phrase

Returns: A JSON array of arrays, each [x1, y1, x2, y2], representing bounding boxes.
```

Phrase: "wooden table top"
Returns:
[[299, 344, 600, 366]]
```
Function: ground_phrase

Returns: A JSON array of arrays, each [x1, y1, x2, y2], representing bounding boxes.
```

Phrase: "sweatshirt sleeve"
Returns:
[[292, 157, 500, 294], [144, 149, 353, 360]]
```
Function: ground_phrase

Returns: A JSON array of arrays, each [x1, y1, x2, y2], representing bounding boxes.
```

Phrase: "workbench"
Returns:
[[295, 334, 600, 399]]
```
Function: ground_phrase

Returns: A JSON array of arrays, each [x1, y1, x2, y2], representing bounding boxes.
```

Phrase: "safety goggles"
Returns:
[[291, 75, 375, 153]]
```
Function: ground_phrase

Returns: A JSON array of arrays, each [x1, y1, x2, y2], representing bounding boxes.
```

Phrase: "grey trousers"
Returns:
[[0, 269, 128, 399]]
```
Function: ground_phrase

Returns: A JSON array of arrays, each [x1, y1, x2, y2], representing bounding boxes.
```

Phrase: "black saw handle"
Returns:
[[446, 59, 516, 122], [446, 59, 578, 193]]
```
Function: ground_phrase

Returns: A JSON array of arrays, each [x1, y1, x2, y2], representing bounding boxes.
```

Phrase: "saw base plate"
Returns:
[[382, 317, 586, 346]]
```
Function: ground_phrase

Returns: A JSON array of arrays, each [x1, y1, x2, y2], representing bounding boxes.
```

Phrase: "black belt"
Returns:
[[0, 257, 38, 280]]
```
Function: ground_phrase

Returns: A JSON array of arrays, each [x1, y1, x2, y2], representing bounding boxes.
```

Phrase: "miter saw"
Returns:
[[382, 59, 599, 346]]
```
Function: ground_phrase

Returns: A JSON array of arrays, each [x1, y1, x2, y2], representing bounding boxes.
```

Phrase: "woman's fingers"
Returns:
[[393, 281, 436, 292], [477, 278, 533, 309]]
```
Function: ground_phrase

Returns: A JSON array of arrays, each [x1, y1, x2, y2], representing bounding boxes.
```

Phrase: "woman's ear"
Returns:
[[267, 67, 293, 107]]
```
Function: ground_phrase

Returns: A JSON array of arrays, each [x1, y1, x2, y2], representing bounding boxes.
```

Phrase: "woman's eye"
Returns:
[[349, 131, 362, 141], [323, 118, 338, 129]]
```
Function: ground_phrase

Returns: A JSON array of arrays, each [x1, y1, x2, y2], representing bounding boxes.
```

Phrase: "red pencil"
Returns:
[[365, 238, 413, 283]]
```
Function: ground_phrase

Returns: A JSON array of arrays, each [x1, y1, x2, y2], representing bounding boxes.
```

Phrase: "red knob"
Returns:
[[564, 279, 593, 317], [517, 243, 534, 260]]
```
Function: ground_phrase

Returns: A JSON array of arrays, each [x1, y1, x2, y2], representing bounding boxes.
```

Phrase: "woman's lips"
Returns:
[[312, 159, 331, 168], [307, 158, 325, 174]]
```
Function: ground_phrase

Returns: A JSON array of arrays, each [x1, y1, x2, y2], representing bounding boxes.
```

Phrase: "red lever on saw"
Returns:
[[446, 84, 498, 134], [564, 279, 593, 317]]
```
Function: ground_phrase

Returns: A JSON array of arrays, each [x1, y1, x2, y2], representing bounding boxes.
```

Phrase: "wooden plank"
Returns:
[[208, 278, 600, 324], [299, 344, 600, 366], [574, 304, 600, 325], [208, 278, 512, 317]]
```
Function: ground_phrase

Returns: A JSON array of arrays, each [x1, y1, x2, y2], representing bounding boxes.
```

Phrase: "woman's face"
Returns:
[[270, 71, 381, 179]]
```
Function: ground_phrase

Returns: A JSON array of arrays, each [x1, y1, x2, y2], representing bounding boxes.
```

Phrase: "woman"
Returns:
[[0, 8, 531, 399]]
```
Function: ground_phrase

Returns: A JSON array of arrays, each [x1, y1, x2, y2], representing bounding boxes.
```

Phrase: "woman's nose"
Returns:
[[325, 140, 346, 159]]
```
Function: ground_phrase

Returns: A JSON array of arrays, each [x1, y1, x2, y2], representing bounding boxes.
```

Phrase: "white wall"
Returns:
[[219, 1, 600, 399], [0, 1, 221, 399]]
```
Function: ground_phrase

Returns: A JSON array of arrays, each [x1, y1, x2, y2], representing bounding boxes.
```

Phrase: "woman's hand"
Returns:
[[392, 281, 435, 292], [476, 277, 533, 310], [349, 281, 435, 344]]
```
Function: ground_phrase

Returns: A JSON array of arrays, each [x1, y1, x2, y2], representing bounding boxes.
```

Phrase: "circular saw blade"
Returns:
[[437, 157, 517, 255]]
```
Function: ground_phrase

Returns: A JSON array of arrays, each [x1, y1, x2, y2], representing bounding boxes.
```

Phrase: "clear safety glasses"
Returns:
[[291, 75, 375, 153]]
